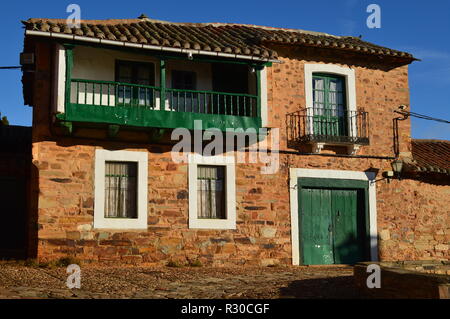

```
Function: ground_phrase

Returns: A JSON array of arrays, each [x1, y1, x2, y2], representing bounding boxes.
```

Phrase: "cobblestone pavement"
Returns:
[[0, 264, 363, 299]]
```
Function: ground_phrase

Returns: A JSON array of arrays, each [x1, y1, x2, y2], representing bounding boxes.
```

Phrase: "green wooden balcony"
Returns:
[[57, 78, 261, 132]]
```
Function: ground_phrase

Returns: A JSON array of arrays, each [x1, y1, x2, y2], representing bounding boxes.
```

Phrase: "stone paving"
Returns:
[[0, 263, 362, 299]]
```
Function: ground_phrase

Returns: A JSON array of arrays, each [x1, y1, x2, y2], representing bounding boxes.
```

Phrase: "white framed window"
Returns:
[[304, 64, 359, 154], [94, 149, 148, 229], [304, 64, 356, 114], [305, 64, 357, 134], [188, 154, 236, 230]]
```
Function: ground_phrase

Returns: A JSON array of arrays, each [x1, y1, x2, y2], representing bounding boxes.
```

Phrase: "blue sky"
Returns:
[[1, 0, 449, 139]]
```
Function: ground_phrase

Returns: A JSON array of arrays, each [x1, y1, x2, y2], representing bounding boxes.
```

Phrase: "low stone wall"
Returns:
[[354, 261, 450, 299]]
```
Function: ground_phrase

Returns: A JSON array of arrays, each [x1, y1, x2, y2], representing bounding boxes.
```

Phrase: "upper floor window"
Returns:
[[312, 74, 347, 137], [115, 60, 155, 107], [296, 64, 368, 154], [172, 70, 197, 90], [171, 70, 197, 112]]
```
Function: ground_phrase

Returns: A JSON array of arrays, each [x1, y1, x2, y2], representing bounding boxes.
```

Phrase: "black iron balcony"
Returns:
[[287, 107, 369, 148]]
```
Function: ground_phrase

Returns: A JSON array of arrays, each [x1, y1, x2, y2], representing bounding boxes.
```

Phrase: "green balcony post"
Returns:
[[160, 58, 166, 111]]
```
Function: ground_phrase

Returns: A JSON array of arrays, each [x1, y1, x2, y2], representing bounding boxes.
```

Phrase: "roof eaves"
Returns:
[[24, 29, 282, 63]]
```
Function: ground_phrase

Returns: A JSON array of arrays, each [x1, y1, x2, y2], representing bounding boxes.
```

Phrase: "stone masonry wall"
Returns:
[[28, 40, 449, 265]]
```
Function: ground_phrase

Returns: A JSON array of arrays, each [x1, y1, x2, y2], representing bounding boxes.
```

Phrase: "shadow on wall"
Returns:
[[27, 162, 39, 259], [0, 125, 34, 260]]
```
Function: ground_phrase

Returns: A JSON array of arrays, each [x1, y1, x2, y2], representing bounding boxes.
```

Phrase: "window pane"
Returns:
[[171, 70, 197, 111], [117, 64, 132, 83], [105, 162, 137, 219], [172, 70, 196, 90], [313, 78, 325, 112], [197, 166, 226, 219], [136, 64, 155, 86]]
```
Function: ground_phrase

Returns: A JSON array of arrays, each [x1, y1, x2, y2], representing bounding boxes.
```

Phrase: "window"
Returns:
[[212, 63, 254, 117], [312, 74, 347, 137], [115, 60, 155, 107], [171, 70, 196, 90], [188, 154, 236, 229], [170, 70, 197, 112], [94, 150, 148, 229], [104, 162, 137, 219], [197, 166, 226, 219], [304, 64, 358, 152]]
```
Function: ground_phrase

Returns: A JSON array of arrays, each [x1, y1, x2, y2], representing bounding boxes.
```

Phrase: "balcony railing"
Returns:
[[166, 88, 257, 117], [61, 79, 261, 131], [287, 107, 369, 147]]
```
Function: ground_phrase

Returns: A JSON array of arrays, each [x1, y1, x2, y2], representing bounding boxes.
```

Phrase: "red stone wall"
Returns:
[[27, 39, 449, 265]]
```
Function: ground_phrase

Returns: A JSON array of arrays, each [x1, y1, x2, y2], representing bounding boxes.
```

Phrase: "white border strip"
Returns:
[[26, 30, 282, 63], [289, 168, 378, 265]]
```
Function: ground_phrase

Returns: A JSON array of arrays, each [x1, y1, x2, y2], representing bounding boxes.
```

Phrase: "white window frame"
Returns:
[[304, 64, 357, 138], [289, 168, 378, 266], [260, 67, 268, 127], [94, 149, 148, 229], [53, 44, 66, 114], [188, 153, 236, 230]]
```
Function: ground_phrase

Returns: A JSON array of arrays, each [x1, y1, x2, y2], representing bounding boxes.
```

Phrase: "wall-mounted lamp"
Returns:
[[187, 52, 193, 60], [391, 159, 404, 179], [380, 159, 404, 183], [372, 160, 404, 184]]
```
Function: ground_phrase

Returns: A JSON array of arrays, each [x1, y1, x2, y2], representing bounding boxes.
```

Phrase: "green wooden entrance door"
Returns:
[[298, 181, 367, 265]]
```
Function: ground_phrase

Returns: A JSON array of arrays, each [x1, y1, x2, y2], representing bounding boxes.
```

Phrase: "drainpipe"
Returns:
[[393, 107, 409, 158]]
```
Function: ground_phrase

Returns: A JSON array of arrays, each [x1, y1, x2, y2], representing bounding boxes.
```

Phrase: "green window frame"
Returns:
[[312, 74, 347, 137]]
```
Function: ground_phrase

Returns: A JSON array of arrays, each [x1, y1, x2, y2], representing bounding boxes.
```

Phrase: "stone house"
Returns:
[[19, 16, 450, 265]]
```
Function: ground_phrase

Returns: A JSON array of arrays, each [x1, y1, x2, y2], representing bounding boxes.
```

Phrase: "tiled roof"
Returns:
[[22, 17, 416, 62], [408, 139, 450, 175]]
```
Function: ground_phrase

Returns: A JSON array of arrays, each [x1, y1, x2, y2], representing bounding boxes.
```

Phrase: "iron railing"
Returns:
[[287, 107, 369, 146]]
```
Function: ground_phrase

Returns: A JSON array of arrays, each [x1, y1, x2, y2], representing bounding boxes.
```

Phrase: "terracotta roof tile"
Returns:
[[409, 139, 450, 175], [23, 17, 416, 62]]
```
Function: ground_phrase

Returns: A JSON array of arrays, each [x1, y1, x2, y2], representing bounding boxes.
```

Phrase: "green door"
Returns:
[[312, 74, 347, 137], [299, 183, 366, 265], [299, 188, 334, 264]]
